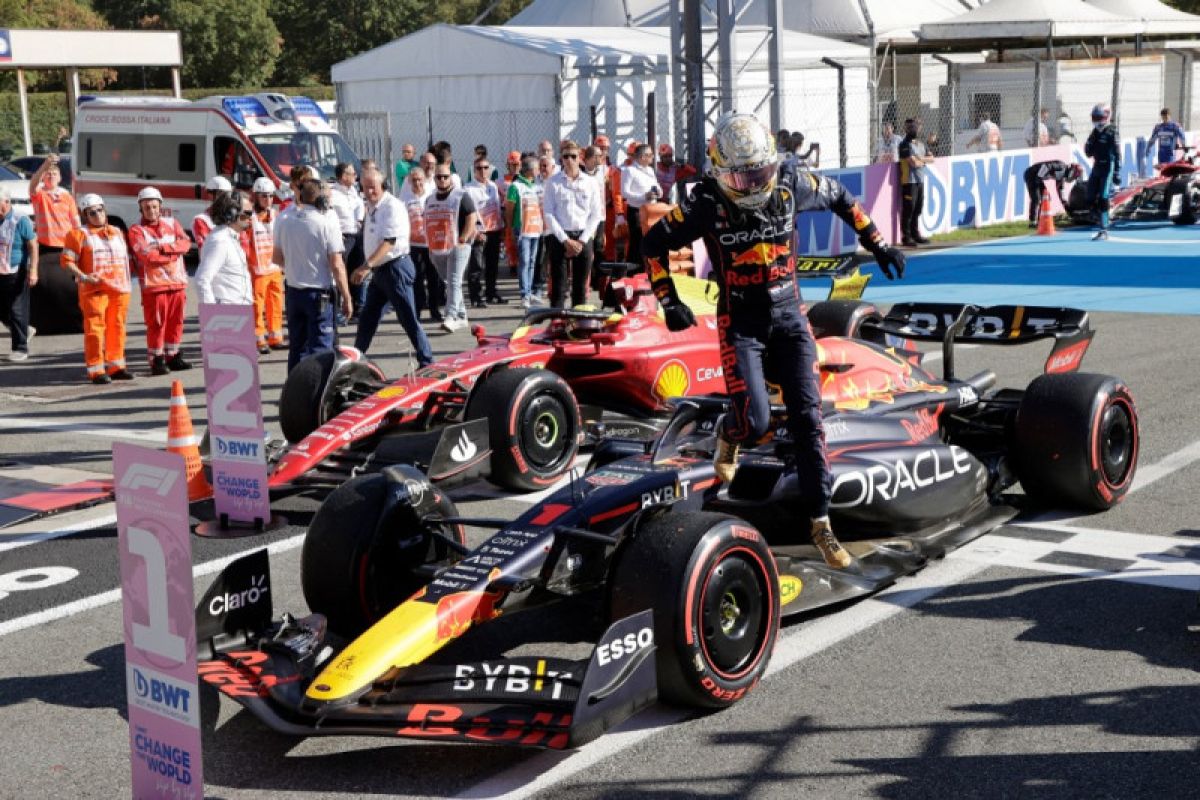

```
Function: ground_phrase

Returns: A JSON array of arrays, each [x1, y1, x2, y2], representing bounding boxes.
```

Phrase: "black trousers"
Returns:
[[411, 246, 444, 319], [468, 231, 503, 302], [719, 300, 831, 519], [899, 183, 925, 241], [626, 206, 644, 263], [1023, 169, 1048, 222], [546, 232, 594, 308], [0, 267, 31, 352]]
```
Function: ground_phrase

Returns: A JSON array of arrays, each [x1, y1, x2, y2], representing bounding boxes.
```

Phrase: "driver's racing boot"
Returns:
[[713, 415, 740, 483], [811, 516, 852, 569]]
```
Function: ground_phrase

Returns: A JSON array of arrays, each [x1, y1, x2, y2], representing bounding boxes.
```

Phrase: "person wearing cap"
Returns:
[[593, 135, 628, 262], [620, 143, 659, 263], [542, 140, 603, 308], [655, 143, 697, 204], [128, 186, 192, 375], [192, 175, 232, 249], [0, 187, 38, 362], [195, 191, 255, 309], [246, 177, 285, 352], [60, 194, 134, 384], [393, 143, 419, 190]]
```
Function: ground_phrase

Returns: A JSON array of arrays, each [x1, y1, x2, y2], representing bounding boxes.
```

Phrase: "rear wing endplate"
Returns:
[[867, 303, 1094, 380]]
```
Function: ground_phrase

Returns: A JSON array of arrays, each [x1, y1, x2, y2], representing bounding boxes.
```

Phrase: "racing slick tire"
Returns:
[[301, 471, 466, 638], [465, 367, 581, 492], [1015, 373, 1139, 511], [610, 511, 780, 709], [1170, 176, 1200, 225], [805, 300, 883, 340], [279, 349, 383, 443]]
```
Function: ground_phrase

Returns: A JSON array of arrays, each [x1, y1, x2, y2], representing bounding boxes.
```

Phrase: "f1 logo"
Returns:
[[119, 464, 178, 496], [203, 314, 248, 333]]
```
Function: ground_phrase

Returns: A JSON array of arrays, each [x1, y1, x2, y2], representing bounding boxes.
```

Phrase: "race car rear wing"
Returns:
[[866, 303, 1094, 381]]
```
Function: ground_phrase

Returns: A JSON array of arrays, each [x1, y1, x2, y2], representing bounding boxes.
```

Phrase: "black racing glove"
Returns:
[[873, 246, 907, 280], [663, 299, 697, 332]]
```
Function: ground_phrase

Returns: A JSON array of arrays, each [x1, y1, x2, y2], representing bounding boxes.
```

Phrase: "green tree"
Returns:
[[162, 0, 281, 89], [0, 0, 115, 89]]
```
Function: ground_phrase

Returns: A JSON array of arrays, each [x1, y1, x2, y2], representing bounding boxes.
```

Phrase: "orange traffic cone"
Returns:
[[166, 379, 210, 501], [1036, 190, 1057, 236]]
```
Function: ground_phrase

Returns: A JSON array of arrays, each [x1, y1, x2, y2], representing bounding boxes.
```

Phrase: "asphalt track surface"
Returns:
[[1, 225, 1199, 799]]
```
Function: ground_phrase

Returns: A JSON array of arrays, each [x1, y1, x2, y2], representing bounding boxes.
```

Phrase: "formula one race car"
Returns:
[[267, 258, 872, 494], [196, 300, 1138, 748], [1068, 147, 1200, 225]]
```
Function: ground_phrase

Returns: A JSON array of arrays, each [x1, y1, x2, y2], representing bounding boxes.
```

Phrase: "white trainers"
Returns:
[[7, 351, 28, 362], [521, 296, 534, 309], [441, 317, 467, 332]]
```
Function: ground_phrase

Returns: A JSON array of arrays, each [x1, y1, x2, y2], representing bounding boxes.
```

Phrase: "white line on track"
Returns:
[[0, 506, 116, 553], [0, 414, 165, 443]]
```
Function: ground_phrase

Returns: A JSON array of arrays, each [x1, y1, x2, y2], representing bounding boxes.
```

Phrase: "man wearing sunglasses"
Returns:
[[425, 167, 479, 331], [464, 156, 506, 306], [60, 194, 135, 384], [642, 111, 906, 571], [542, 140, 603, 308]]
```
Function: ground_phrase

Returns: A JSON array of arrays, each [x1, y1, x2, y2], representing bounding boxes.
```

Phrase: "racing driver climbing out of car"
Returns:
[[642, 112, 906, 569]]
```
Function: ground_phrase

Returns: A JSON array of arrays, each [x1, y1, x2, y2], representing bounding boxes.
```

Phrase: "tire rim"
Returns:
[[1099, 400, 1134, 486], [700, 554, 766, 676], [520, 393, 571, 470]]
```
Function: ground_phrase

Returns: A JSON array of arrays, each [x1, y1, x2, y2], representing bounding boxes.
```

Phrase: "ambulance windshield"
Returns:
[[251, 132, 359, 181]]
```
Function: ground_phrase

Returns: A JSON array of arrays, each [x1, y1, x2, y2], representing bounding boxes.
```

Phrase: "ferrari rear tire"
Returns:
[[806, 300, 882, 341], [466, 367, 580, 492], [610, 511, 780, 709], [301, 472, 466, 638], [1015, 373, 1139, 511]]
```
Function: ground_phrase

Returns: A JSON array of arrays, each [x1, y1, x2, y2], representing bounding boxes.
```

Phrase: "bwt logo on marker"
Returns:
[[128, 664, 199, 727], [120, 464, 179, 496], [203, 315, 248, 333], [214, 435, 262, 463]]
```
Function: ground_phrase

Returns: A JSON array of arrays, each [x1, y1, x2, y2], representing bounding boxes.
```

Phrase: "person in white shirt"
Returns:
[[967, 113, 1003, 153], [329, 161, 366, 319], [620, 143, 660, 263], [542, 140, 603, 308], [425, 167, 479, 331], [350, 167, 433, 366], [874, 122, 903, 163], [194, 191, 254, 307], [464, 157, 506, 306], [1024, 108, 1052, 149], [272, 179, 351, 371]]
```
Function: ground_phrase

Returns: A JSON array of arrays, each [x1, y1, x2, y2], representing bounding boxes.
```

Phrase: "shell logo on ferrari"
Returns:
[[374, 386, 408, 399], [653, 360, 690, 401]]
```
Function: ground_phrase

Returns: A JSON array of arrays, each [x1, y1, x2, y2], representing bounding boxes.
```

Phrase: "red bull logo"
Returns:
[[434, 590, 504, 642], [730, 242, 790, 267]]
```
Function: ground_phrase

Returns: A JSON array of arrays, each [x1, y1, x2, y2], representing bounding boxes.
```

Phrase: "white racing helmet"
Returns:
[[137, 186, 162, 203], [708, 112, 779, 209]]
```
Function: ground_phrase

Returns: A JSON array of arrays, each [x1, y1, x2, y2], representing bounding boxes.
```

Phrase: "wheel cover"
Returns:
[[520, 393, 571, 470], [1098, 401, 1134, 486], [700, 554, 767, 677]]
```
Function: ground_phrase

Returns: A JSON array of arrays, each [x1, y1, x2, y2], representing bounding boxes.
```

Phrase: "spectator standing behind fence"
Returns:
[[273, 179, 351, 370], [622, 143, 660, 263], [431, 142, 462, 189], [192, 175, 232, 249], [28, 154, 78, 290], [0, 188, 37, 362], [394, 143, 419, 190], [1149, 108, 1187, 167], [1024, 108, 1052, 148], [538, 140, 559, 178], [128, 186, 192, 375], [330, 162, 366, 320], [968, 113, 1003, 153], [351, 168, 433, 367], [507, 155, 544, 308], [425, 166, 478, 331], [1085, 102, 1121, 241], [246, 177, 285, 353], [474, 145, 500, 182], [465, 156, 506, 306], [898, 118, 935, 247], [194, 190, 254, 309], [61, 193, 133, 384], [402, 169, 443, 323], [1023, 160, 1083, 227], [875, 122, 903, 164], [543, 140, 603, 309]]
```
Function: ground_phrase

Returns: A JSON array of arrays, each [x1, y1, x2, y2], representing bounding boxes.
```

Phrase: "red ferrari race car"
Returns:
[[195, 300, 1139, 748], [267, 259, 873, 495]]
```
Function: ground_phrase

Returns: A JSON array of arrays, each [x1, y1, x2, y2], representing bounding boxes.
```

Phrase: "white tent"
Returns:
[[920, 0, 1144, 41], [1085, 0, 1200, 35]]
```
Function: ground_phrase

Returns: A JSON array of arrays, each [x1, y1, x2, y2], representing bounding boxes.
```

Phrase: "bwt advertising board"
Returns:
[[114, 443, 203, 800], [199, 304, 271, 526]]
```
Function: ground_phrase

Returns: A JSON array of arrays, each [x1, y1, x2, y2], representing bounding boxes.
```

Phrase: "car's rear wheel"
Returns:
[[806, 300, 882, 341], [610, 511, 780, 709], [278, 349, 384, 443], [1015, 373, 1139, 511], [465, 367, 580, 491], [301, 469, 465, 638]]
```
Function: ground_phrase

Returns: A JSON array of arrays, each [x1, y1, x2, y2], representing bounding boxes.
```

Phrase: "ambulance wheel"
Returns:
[[1015, 373, 1139, 511], [29, 255, 82, 335], [465, 367, 580, 492], [806, 300, 883, 340], [301, 472, 465, 638], [610, 511, 780, 709]]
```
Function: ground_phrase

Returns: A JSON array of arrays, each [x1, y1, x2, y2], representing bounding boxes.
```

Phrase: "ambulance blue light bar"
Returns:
[[222, 97, 270, 127], [290, 97, 329, 123]]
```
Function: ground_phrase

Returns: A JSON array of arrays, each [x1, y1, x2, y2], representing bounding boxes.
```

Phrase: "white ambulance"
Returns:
[[72, 93, 359, 234]]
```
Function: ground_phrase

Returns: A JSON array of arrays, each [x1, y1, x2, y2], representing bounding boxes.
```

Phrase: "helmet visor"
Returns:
[[716, 161, 778, 195]]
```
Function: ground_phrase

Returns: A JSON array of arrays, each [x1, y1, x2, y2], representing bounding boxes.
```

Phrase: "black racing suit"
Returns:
[[642, 166, 904, 519], [1085, 123, 1121, 230], [1024, 160, 1076, 222]]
